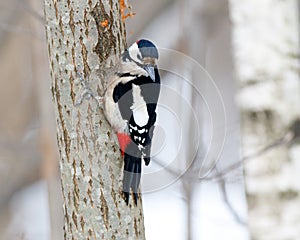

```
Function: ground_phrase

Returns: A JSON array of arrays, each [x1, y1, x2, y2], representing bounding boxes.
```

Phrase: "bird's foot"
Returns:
[[75, 72, 103, 108]]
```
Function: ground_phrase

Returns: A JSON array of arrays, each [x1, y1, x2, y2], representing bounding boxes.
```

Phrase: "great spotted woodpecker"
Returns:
[[103, 39, 160, 205]]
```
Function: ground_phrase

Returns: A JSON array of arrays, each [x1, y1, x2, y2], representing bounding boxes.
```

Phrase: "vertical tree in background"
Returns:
[[44, 0, 145, 239], [230, 0, 300, 239]]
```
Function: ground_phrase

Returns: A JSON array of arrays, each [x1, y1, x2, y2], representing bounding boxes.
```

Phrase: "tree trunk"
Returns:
[[230, 0, 300, 239], [44, 0, 145, 239]]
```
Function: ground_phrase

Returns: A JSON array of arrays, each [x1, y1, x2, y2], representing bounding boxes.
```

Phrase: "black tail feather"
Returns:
[[132, 159, 141, 205], [123, 192, 130, 205], [143, 144, 151, 166], [122, 153, 141, 205]]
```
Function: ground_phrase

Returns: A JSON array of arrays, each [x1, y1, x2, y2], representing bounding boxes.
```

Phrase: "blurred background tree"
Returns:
[[230, 0, 300, 239]]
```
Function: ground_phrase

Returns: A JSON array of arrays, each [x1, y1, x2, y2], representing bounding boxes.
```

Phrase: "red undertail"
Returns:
[[117, 133, 131, 156]]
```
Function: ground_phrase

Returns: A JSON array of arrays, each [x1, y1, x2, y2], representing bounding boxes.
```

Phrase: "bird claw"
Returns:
[[95, 95, 104, 106], [75, 72, 103, 109], [75, 88, 92, 106]]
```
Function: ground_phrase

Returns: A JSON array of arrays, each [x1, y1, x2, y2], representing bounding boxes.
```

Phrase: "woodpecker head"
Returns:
[[126, 39, 159, 81]]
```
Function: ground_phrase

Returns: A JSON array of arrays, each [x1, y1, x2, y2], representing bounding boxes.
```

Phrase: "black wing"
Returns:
[[113, 80, 134, 122]]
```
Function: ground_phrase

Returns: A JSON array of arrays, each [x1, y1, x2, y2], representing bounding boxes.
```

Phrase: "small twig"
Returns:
[[218, 173, 247, 225], [206, 132, 294, 181], [151, 130, 295, 182]]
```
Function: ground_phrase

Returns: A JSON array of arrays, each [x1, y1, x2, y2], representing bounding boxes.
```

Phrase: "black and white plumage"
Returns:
[[103, 39, 160, 205]]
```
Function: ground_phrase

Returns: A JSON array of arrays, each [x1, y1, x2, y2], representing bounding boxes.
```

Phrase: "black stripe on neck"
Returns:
[[116, 72, 138, 78]]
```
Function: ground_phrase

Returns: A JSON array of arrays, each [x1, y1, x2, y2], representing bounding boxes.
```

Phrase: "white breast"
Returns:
[[104, 75, 135, 134], [131, 84, 148, 127]]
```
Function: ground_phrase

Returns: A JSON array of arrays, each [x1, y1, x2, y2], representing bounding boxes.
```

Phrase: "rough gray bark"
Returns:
[[44, 0, 145, 239], [230, 0, 300, 239]]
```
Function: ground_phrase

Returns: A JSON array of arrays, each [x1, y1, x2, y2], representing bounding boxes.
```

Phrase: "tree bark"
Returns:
[[230, 0, 300, 239], [44, 0, 145, 239]]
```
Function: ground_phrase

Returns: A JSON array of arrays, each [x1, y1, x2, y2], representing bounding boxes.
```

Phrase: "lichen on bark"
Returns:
[[44, 0, 145, 239]]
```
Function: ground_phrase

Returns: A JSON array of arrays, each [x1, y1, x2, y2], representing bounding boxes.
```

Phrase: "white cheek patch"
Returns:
[[128, 43, 143, 64]]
